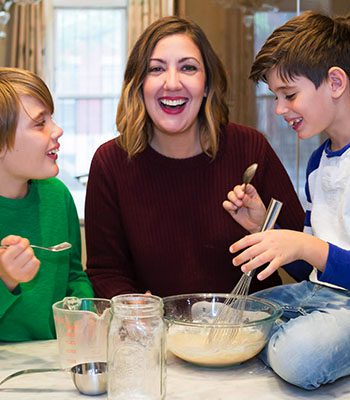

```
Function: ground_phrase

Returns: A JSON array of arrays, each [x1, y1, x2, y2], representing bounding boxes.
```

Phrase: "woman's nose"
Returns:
[[163, 69, 182, 90]]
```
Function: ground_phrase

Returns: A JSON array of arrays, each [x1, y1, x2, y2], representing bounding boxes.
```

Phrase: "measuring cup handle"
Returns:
[[0, 368, 63, 386]]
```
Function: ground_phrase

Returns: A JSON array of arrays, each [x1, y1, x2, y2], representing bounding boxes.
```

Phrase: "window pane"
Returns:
[[53, 6, 126, 218]]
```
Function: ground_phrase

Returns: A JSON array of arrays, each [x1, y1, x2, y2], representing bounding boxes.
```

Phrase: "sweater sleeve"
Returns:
[[64, 186, 94, 298], [298, 142, 347, 287], [317, 243, 350, 290], [0, 279, 21, 318], [283, 260, 313, 282], [85, 143, 140, 298]]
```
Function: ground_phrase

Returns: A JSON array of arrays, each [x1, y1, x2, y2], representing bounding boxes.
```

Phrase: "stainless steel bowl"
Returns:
[[70, 362, 107, 395]]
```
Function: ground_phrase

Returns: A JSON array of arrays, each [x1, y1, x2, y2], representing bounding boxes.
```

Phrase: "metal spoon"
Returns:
[[233, 163, 258, 214], [0, 241, 72, 252], [242, 163, 258, 192]]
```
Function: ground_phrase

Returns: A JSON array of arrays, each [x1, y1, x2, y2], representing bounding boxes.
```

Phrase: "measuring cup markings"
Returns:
[[53, 298, 111, 369]]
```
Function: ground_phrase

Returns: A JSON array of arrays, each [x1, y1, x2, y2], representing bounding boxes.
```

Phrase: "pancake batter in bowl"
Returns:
[[167, 327, 265, 367]]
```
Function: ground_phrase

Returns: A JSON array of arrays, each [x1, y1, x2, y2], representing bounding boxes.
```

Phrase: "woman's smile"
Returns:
[[143, 33, 207, 144], [159, 96, 189, 114]]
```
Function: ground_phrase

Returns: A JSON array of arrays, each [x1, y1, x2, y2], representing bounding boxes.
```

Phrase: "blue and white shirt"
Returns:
[[305, 139, 350, 290]]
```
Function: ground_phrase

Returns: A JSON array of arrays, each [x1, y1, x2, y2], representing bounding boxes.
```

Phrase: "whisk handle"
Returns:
[[260, 198, 283, 232], [246, 198, 283, 278]]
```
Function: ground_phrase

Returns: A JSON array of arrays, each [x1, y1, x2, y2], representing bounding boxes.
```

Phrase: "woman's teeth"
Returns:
[[160, 99, 186, 107], [48, 149, 58, 155]]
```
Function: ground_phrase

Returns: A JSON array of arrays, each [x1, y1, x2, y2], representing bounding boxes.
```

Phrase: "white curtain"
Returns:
[[128, 0, 174, 52]]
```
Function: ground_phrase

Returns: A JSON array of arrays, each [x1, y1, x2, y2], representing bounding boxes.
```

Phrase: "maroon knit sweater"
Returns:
[[85, 123, 305, 298]]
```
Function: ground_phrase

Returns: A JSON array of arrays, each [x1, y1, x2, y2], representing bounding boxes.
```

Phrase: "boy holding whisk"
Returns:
[[224, 11, 350, 390], [0, 68, 93, 341]]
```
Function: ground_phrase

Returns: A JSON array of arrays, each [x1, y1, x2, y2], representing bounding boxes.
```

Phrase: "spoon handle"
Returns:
[[0, 368, 63, 386], [0, 242, 71, 252], [0, 245, 47, 250]]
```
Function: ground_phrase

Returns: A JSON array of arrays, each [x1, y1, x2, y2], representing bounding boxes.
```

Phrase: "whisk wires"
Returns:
[[207, 198, 283, 344]]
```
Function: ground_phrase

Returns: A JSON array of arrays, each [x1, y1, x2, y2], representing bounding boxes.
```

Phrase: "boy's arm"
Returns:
[[0, 239, 28, 319], [317, 243, 350, 290], [0, 236, 40, 291], [0, 279, 21, 318], [230, 229, 328, 281]]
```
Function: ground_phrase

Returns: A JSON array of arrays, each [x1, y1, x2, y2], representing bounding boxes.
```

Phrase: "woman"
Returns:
[[85, 16, 306, 298]]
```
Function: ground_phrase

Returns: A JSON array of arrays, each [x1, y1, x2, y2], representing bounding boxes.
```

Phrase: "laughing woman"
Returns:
[[85, 16, 308, 298]]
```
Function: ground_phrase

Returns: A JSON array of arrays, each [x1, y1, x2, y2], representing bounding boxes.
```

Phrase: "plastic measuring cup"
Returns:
[[52, 297, 111, 369]]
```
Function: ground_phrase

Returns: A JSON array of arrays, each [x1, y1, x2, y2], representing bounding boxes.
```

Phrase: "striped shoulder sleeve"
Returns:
[[304, 140, 329, 233]]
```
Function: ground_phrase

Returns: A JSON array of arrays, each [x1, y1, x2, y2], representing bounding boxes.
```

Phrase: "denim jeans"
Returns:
[[253, 281, 350, 390]]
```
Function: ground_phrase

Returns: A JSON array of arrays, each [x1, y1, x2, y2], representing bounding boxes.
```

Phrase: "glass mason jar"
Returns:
[[108, 294, 166, 400]]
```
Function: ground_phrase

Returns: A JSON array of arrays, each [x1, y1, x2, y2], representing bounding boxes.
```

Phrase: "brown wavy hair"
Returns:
[[0, 67, 54, 152], [117, 16, 229, 158], [250, 11, 350, 87]]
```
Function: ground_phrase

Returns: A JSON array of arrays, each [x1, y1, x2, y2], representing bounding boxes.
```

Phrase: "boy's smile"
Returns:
[[0, 95, 63, 198], [266, 68, 336, 142]]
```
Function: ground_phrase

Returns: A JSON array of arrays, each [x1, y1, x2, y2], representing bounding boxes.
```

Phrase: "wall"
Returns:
[[178, 0, 226, 62], [0, 38, 6, 65], [81, 226, 87, 270]]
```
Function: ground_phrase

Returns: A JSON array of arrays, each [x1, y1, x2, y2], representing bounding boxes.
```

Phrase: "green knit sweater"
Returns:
[[0, 178, 94, 341]]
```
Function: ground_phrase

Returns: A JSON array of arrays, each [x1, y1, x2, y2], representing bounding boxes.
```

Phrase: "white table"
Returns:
[[0, 340, 349, 399]]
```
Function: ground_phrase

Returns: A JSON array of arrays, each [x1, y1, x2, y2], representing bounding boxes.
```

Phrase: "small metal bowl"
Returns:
[[70, 362, 107, 396]]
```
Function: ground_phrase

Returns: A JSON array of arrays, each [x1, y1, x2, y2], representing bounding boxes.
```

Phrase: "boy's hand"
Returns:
[[0, 235, 40, 291], [229, 230, 328, 281], [223, 183, 266, 233]]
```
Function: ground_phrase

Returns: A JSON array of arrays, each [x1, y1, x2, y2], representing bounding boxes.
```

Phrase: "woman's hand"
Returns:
[[223, 183, 266, 233], [229, 230, 328, 281], [0, 235, 40, 291]]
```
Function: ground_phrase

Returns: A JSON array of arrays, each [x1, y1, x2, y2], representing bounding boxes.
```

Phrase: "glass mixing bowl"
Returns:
[[163, 293, 282, 367]]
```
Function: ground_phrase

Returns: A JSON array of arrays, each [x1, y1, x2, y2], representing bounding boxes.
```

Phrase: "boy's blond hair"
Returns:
[[0, 68, 54, 151], [250, 11, 350, 87]]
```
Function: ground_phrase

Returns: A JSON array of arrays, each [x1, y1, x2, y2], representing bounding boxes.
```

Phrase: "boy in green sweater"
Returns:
[[0, 68, 94, 341]]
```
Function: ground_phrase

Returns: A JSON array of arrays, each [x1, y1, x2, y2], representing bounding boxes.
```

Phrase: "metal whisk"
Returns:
[[207, 198, 283, 343]]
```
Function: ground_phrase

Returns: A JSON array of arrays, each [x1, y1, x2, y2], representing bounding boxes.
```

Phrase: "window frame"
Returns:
[[44, 0, 128, 221]]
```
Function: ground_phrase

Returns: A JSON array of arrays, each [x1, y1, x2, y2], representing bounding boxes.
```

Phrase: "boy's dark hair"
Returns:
[[250, 11, 350, 88]]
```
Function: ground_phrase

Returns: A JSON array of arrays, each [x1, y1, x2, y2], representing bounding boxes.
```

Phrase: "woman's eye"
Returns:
[[182, 64, 197, 72], [148, 66, 163, 73]]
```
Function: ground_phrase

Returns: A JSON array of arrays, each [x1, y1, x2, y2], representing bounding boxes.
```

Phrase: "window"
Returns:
[[49, 0, 127, 219], [253, 10, 320, 205]]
